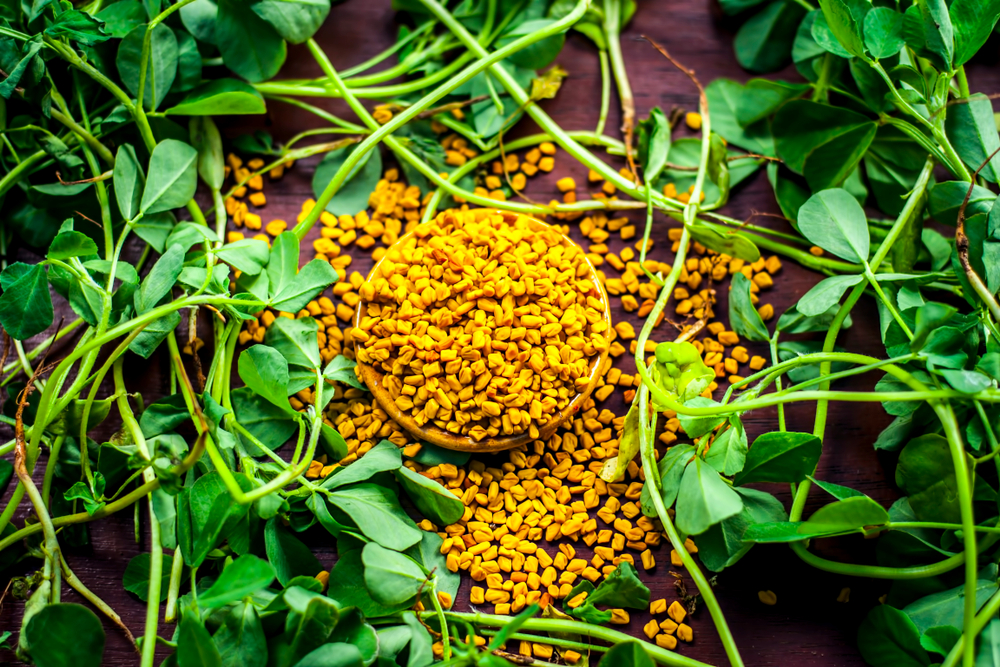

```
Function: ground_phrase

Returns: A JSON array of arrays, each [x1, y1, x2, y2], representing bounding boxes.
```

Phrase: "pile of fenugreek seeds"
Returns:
[[353, 208, 608, 443], [219, 131, 780, 659]]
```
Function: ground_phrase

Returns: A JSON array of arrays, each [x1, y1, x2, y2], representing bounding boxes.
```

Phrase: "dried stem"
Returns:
[[955, 145, 1000, 322]]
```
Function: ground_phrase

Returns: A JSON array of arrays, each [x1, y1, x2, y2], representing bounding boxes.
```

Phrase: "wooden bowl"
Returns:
[[352, 209, 612, 453]]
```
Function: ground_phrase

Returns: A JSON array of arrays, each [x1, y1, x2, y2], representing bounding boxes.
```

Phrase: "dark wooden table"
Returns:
[[3, 1, 1000, 665]]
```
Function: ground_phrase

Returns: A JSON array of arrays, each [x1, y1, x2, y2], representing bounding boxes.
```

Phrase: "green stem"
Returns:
[[864, 265, 913, 338], [114, 359, 161, 667], [639, 387, 745, 667], [165, 547, 184, 623], [596, 48, 611, 136], [41, 434, 65, 508], [49, 108, 114, 165], [434, 612, 714, 667], [60, 553, 138, 651]]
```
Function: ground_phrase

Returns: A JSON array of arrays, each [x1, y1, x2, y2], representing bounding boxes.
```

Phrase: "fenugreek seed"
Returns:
[[758, 590, 777, 606], [667, 600, 687, 623]]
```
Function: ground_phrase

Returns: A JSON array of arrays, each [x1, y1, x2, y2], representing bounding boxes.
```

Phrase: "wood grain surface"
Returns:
[[3, 1, 1000, 665]]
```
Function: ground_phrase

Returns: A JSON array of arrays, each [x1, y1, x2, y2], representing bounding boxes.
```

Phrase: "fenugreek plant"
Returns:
[[2, 0, 1000, 666]]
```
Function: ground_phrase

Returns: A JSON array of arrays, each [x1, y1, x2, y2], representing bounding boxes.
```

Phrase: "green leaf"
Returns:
[[796, 274, 864, 317], [217, 0, 287, 83], [266, 231, 299, 296], [132, 212, 177, 253], [909, 0, 953, 71], [265, 316, 321, 369], [327, 483, 423, 551], [168, 79, 267, 116], [141, 139, 198, 214], [734, 1, 806, 73], [179, 472, 252, 567], [292, 644, 364, 667], [173, 30, 202, 93], [857, 605, 931, 667], [0, 459, 12, 496], [729, 272, 770, 341], [675, 457, 743, 536], [323, 355, 365, 390], [328, 608, 378, 666], [904, 565, 999, 634], [863, 7, 904, 58], [809, 476, 865, 500], [216, 239, 270, 275], [96, 2, 147, 38], [396, 466, 465, 525], [327, 546, 411, 618], [213, 603, 267, 667], [231, 387, 298, 451], [797, 188, 870, 262], [704, 79, 775, 156], [637, 107, 671, 183], [199, 555, 276, 608], [180, 0, 217, 43], [123, 552, 175, 602], [734, 431, 822, 485], [921, 625, 962, 657], [911, 302, 957, 352], [676, 397, 727, 439], [116, 23, 178, 110], [189, 116, 225, 191], [114, 144, 145, 221], [778, 302, 852, 333], [586, 561, 650, 610], [698, 487, 787, 572], [129, 310, 181, 358], [950, 0, 1000, 68], [946, 94, 1000, 183], [0, 263, 53, 340], [686, 221, 760, 263], [238, 345, 293, 411], [597, 641, 655, 667], [744, 496, 888, 543], [47, 229, 98, 261], [178, 609, 222, 667], [705, 418, 748, 476], [322, 440, 401, 489], [265, 518, 323, 585], [773, 101, 877, 191], [977, 619, 1000, 666], [270, 259, 339, 313], [44, 9, 110, 45], [896, 434, 962, 523], [406, 442, 470, 467], [134, 244, 184, 314], [252, 0, 330, 44], [0, 39, 43, 100], [24, 604, 105, 667], [818, 0, 867, 58], [283, 587, 341, 663], [929, 181, 995, 226], [312, 143, 383, 216], [805, 496, 889, 533], [361, 543, 426, 606]]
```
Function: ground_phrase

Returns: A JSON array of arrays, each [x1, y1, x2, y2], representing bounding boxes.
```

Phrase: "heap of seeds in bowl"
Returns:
[[352, 208, 610, 442]]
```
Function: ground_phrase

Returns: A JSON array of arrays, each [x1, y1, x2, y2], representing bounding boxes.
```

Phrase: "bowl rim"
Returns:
[[352, 208, 612, 453]]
